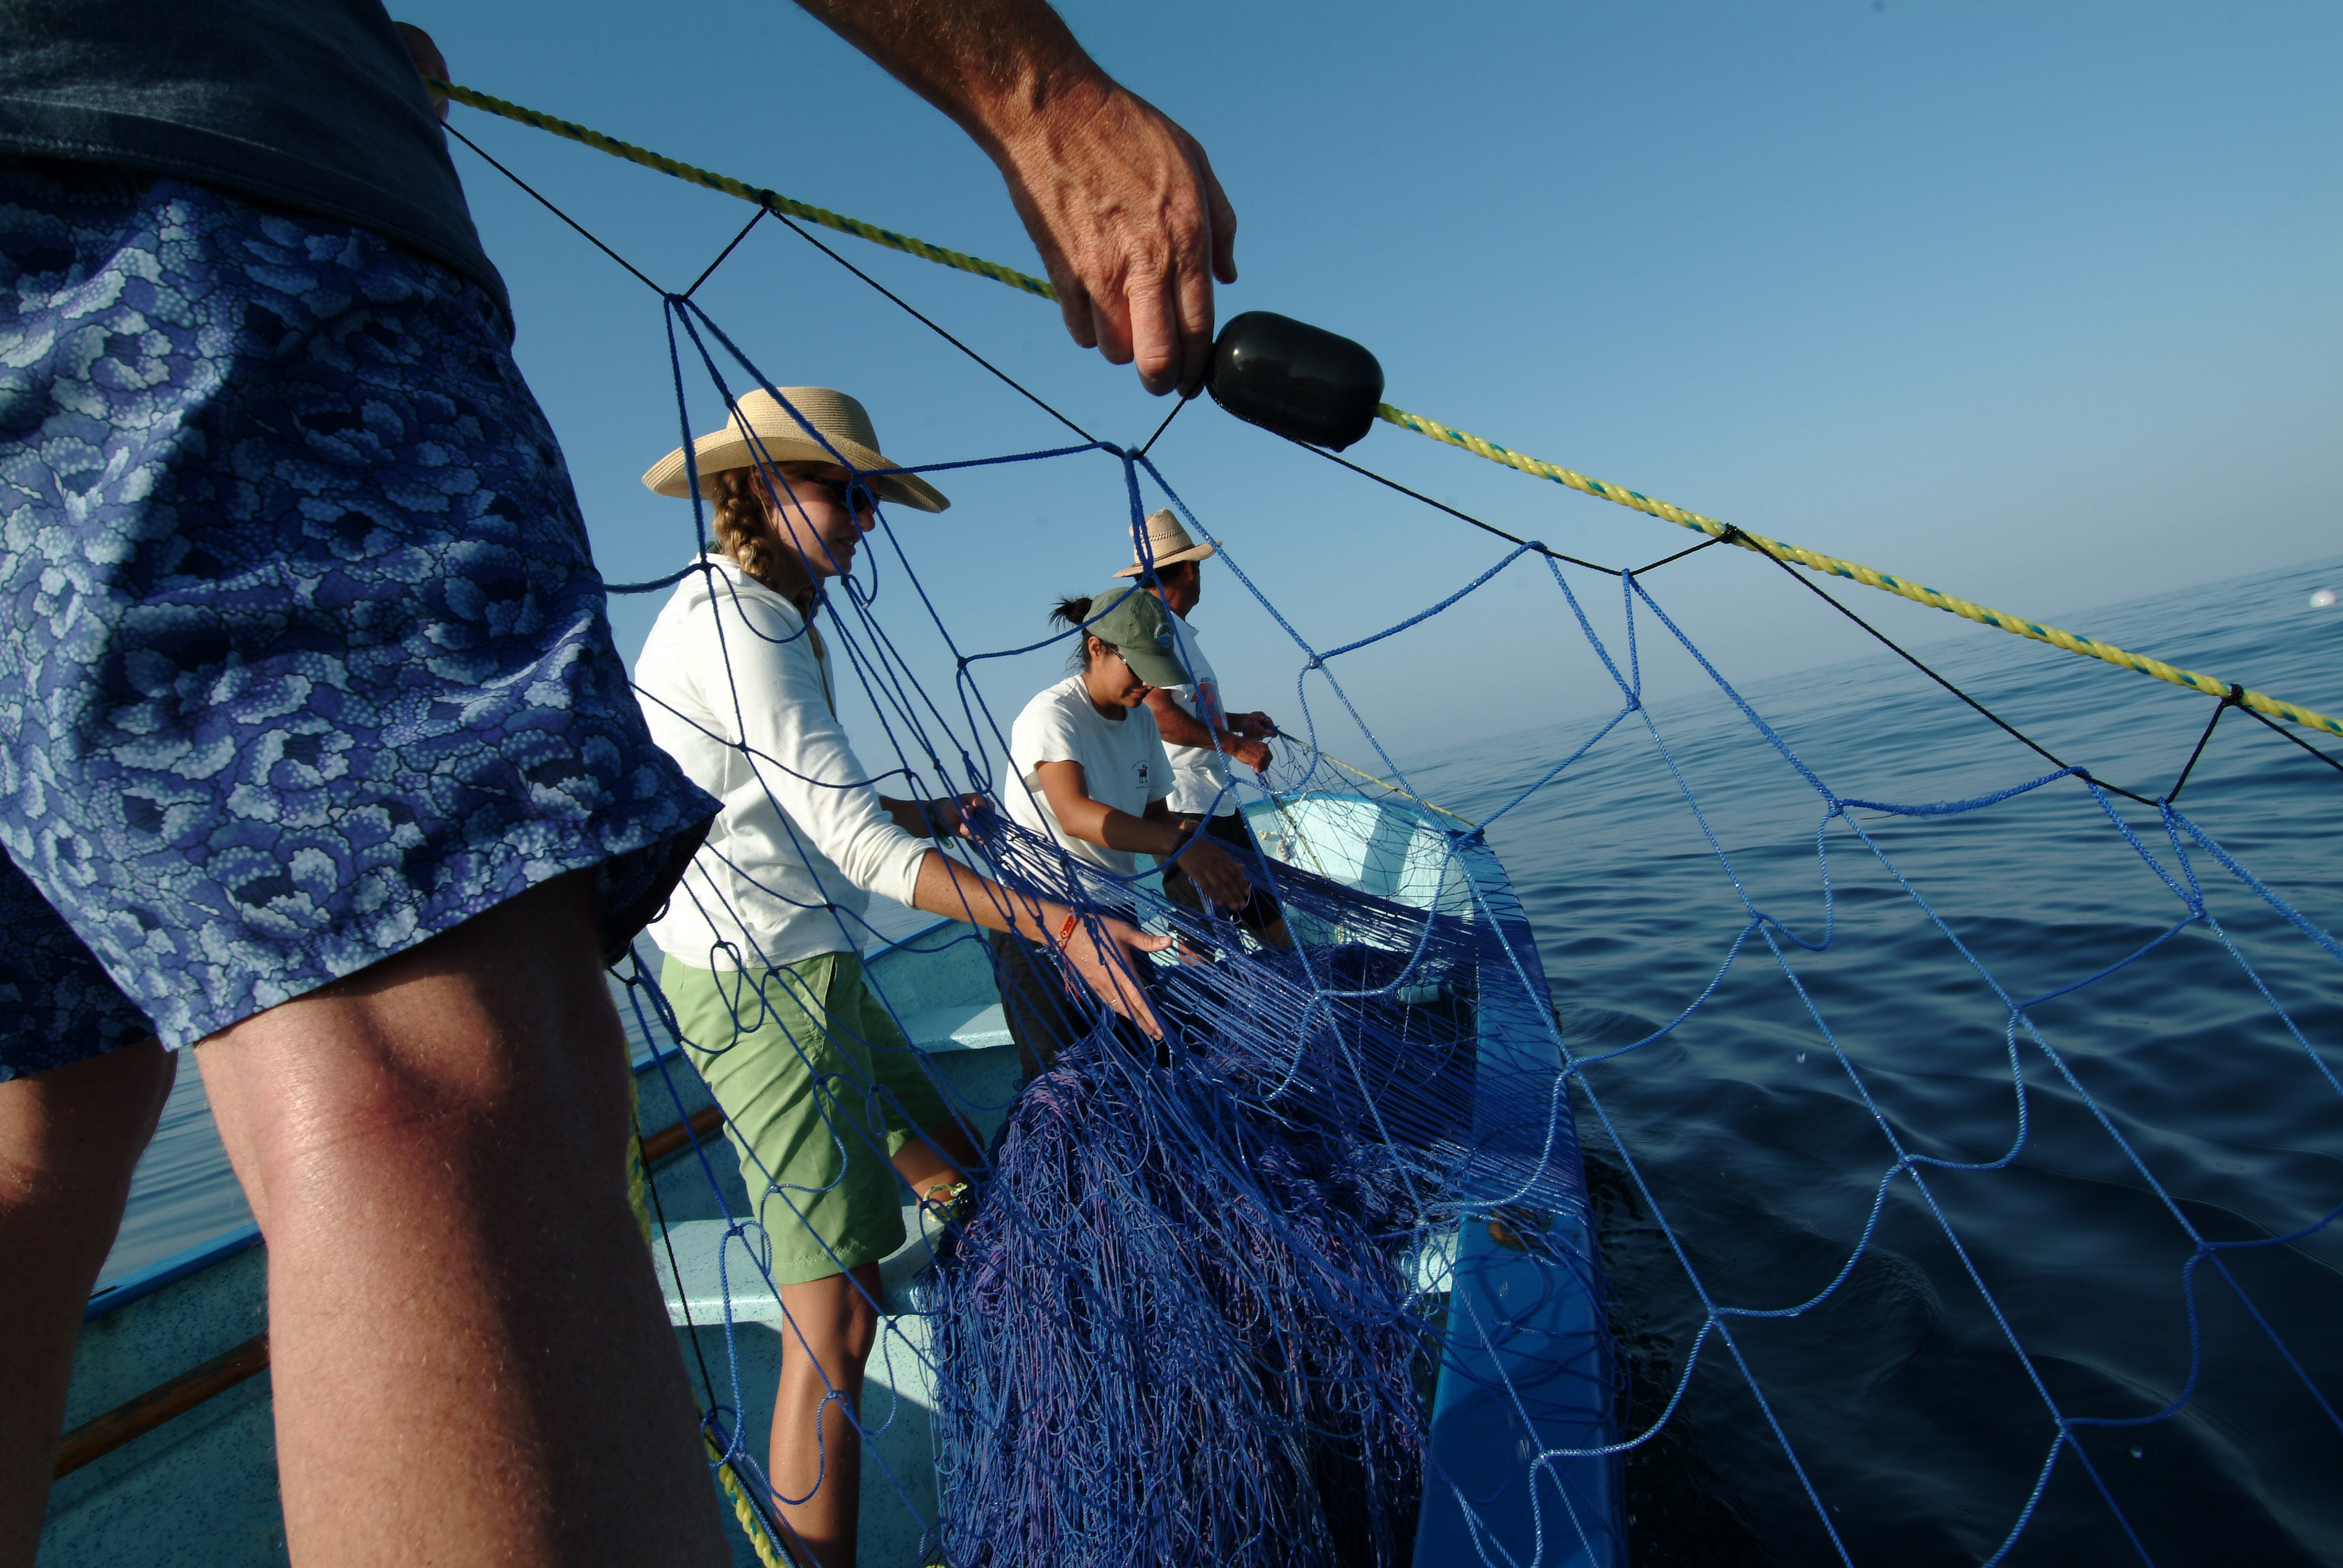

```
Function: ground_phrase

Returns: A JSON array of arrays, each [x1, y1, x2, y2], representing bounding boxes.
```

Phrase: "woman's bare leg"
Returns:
[[890, 1118, 982, 1204], [0, 1039, 173, 1568], [768, 1261, 883, 1568], [193, 870, 727, 1568]]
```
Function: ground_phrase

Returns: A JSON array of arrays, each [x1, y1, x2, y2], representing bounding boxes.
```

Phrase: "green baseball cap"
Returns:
[[1085, 582, 1192, 689]]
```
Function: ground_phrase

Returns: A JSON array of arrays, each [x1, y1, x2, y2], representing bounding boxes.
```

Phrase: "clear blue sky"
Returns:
[[395, 0, 2341, 764]]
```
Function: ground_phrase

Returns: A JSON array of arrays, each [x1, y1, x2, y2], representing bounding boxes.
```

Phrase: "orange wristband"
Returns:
[[1053, 911, 1080, 946]]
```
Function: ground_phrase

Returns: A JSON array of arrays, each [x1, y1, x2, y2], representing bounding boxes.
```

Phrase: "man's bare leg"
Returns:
[[768, 1261, 882, 1568], [193, 870, 727, 1567], [0, 1039, 175, 1568]]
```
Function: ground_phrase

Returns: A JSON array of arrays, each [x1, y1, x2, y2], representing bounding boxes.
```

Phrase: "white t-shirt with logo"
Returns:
[[1007, 674, 1173, 879], [1157, 608, 1238, 818]]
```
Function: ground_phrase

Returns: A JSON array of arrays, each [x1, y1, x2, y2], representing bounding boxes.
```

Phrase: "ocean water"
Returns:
[[98, 553, 2343, 1564], [1399, 552, 2343, 1565]]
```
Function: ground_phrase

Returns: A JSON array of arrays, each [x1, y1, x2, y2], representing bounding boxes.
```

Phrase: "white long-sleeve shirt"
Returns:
[[1156, 608, 1234, 816], [634, 554, 929, 970]]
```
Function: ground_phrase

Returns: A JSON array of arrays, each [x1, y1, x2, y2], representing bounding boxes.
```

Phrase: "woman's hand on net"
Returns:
[[933, 792, 990, 840], [1062, 915, 1171, 1038], [1176, 839, 1252, 909]]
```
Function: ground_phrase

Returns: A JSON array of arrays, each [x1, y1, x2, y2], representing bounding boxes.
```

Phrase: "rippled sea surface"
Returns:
[[106, 555, 2343, 1564], [1401, 553, 2343, 1566]]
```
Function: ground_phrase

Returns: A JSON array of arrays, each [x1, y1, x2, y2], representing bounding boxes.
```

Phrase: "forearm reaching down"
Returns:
[[1032, 760, 1252, 907], [1141, 690, 1273, 773], [794, 0, 1236, 396], [909, 850, 1168, 1037]]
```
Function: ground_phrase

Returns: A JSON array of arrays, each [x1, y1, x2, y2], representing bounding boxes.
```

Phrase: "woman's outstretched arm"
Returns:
[[907, 850, 1169, 1039], [1034, 761, 1252, 908]]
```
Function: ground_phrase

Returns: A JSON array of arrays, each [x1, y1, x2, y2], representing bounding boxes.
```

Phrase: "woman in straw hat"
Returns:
[[633, 386, 1170, 1566]]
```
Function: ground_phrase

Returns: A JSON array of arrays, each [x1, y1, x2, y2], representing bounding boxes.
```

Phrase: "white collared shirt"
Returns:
[[633, 554, 928, 970]]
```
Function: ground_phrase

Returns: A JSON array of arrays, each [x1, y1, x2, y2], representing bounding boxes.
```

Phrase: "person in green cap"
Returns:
[[993, 584, 1256, 1077]]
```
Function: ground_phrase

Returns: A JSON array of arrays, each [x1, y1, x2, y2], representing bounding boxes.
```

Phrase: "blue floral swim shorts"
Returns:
[[0, 160, 718, 1072]]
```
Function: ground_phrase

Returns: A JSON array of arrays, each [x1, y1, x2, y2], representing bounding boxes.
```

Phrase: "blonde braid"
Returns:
[[705, 467, 790, 592]]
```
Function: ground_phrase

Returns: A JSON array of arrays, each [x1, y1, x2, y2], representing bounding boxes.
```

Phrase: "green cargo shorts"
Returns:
[[661, 950, 952, 1284]]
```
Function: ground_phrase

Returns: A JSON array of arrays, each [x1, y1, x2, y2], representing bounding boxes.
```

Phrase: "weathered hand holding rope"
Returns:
[[428, 77, 2341, 742]]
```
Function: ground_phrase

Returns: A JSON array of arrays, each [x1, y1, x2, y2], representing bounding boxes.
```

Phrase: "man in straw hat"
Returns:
[[1119, 510, 1293, 946], [0, 4, 1234, 1564], [635, 387, 1173, 1566]]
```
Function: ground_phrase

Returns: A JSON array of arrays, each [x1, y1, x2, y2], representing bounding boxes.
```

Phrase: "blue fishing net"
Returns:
[[921, 818, 1594, 1566]]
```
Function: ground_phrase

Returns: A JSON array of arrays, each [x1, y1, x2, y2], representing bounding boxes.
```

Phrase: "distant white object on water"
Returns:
[[2312, 588, 2339, 608]]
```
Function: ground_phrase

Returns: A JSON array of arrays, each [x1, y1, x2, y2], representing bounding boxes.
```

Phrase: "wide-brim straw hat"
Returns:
[[1111, 508, 1217, 577], [640, 387, 949, 513]]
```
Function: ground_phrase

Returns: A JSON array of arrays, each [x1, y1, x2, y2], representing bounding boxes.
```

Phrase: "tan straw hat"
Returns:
[[1111, 508, 1218, 578], [639, 386, 949, 512]]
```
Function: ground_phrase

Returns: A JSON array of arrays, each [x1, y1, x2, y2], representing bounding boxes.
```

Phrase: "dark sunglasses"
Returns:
[[776, 473, 878, 514]]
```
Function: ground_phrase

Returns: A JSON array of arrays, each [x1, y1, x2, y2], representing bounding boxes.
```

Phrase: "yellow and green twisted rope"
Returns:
[[1316, 753, 1480, 830], [432, 78, 2339, 745], [625, 1076, 798, 1568], [427, 78, 1056, 301], [1371, 404, 2342, 740]]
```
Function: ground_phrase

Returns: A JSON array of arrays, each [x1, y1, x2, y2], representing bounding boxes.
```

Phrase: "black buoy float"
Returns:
[[1206, 311, 1383, 450]]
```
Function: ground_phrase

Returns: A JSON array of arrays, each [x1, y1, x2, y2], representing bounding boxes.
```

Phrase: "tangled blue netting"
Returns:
[[919, 814, 1598, 1567], [929, 1031, 1427, 1566]]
